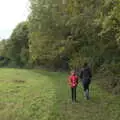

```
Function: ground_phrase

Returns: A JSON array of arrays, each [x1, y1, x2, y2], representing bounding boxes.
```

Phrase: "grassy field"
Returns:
[[0, 68, 119, 120]]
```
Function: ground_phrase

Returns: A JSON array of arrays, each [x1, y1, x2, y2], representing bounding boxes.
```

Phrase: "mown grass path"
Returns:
[[0, 68, 119, 120]]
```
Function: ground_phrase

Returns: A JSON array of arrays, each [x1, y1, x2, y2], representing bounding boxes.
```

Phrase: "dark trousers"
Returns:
[[83, 83, 90, 91], [83, 79, 91, 99], [71, 87, 77, 102], [83, 79, 91, 92]]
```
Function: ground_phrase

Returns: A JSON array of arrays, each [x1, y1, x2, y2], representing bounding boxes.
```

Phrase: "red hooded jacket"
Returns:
[[68, 74, 78, 88]]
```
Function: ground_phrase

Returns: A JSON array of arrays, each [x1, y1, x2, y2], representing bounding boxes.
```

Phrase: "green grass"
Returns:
[[0, 68, 119, 120]]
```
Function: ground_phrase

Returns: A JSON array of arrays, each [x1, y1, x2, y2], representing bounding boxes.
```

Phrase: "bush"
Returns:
[[97, 63, 120, 95]]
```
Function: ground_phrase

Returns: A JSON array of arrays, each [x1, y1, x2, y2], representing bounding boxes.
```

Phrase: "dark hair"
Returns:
[[83, 62, 88, 67]]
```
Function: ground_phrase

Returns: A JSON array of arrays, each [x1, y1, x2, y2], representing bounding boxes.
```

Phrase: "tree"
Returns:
[[7, 21, 29, 67], [28, 0, 120, 71]]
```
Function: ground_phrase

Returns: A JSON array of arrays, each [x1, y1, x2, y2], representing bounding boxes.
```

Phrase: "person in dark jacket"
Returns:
[[80, 62, 92, 100]]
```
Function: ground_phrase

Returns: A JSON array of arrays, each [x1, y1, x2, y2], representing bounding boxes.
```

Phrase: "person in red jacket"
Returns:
[[68, 70, 78, 102]]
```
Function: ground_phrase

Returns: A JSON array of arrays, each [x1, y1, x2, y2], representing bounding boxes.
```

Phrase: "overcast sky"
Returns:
[[0, 0, 29, 40]]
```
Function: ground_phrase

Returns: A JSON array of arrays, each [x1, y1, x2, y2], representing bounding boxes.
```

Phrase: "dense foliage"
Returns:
[[0, 22, 29, 67], [28, 0, 120, 70], [0, 0, 120, 93]]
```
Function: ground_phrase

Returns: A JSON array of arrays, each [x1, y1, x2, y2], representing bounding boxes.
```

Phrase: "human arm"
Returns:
[[89, 68, 92, 78], [80, 69, 83, 79]]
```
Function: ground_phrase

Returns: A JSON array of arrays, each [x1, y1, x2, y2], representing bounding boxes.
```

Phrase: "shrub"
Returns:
[[97, 63, 120, 94]]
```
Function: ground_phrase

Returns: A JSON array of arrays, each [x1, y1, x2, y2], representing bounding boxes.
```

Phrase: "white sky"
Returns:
[[0, 0, 30, 40]]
